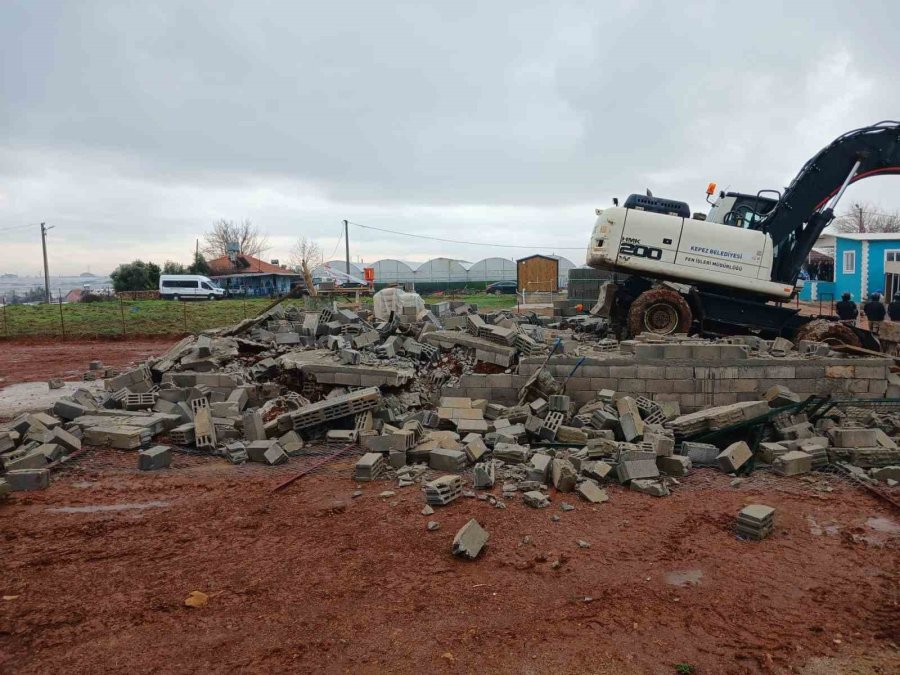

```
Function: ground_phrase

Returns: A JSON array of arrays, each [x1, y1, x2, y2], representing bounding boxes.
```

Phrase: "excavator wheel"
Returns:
[[627, 288, 692, 337], [793, 319, 861, 348]]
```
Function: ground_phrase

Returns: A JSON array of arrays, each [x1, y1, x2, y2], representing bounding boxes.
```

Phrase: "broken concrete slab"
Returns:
[[452, 519, 489, 559], [523, 490, 551, 508], [527, 453, 552, 483], [551, 458, 578, 492], [629, 478, 670, 497], [472, 460, 496, 489], [576, 480, 608, 503]]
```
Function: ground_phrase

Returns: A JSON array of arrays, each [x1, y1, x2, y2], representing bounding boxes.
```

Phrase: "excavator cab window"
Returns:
[[719, 193, 778, 229]]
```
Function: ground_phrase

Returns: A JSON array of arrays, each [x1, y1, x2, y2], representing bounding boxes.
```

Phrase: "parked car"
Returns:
[[485, 281, 518, 295], [159, 275, 226, 300]]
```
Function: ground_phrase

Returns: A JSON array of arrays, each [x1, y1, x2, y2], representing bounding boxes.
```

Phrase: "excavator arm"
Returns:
[[755, 121, 900, 284]]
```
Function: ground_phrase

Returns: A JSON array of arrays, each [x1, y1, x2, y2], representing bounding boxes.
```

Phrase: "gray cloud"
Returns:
[[1, 0, 899, 274]]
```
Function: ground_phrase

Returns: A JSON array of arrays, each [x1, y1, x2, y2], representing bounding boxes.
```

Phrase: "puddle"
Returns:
[[866, 517, 900, 534], [47, 501, 171, 514], [664, 569, 703, 587], [70, 481, 96, 489], [807, 516, 841, 537]]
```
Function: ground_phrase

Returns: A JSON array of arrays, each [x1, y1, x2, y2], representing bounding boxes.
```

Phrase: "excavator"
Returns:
[[586, 121, 900, 349]]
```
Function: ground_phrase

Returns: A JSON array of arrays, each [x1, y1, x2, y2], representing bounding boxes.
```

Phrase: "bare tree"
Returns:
[[834, 202, 900, 234], [202, 219, 270, 258], [290, 237, 323, 296]]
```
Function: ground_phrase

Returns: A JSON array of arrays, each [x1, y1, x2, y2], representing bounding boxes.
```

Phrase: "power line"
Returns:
[[842, 208, 900, 218], [327, 223, 344, 260], [346, 220, 585, 250], [0, 223, 37, 233]]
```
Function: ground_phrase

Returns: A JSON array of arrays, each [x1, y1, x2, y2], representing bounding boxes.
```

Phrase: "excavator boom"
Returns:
[[758, 121, 900, 284]]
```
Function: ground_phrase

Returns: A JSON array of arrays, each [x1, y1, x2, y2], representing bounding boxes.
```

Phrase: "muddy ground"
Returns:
[[0, 338, 175, 387], [0, 339, 898, 674]]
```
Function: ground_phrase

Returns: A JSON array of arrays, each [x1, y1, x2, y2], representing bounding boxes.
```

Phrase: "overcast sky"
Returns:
[[1, 0, 899, 276]]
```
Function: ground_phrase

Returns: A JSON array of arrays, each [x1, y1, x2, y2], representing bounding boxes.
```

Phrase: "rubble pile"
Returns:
[[1, 295, 899, 503]]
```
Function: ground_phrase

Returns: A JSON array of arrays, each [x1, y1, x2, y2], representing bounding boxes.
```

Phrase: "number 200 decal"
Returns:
[[618, 242, 663, 260]]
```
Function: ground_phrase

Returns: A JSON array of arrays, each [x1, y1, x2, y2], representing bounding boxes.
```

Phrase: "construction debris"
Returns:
[[1, 302, 897, 525]]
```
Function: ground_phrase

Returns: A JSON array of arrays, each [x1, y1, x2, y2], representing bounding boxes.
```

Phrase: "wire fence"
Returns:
[[0, 297, 295, 340]]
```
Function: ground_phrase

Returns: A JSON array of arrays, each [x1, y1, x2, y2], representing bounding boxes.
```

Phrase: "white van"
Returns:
[[159, 275, 226, 300]]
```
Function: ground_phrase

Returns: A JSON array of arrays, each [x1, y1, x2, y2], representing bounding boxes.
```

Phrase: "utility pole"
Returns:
[[344, 219, 350, 275], [41, 222, 54, 303]]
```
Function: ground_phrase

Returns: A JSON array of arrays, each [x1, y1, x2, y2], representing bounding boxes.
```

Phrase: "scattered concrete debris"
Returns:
[[2, 304, 898, 531]]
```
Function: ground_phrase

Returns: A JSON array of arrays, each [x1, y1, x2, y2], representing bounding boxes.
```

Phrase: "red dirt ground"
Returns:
[[0, 451, 898, 674], [0, 339, 898, 673], [0, 338, 175, 387]]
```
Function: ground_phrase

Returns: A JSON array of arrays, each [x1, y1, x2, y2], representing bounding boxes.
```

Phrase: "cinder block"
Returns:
[[429, 448, 467, 472], [636, 366, 666, 379], [242, 411, 266, 442], [657, 455, 691, 476], [609, 366, 637, 379], [138, 446, 172, 471], [828, 428, 878, 448], [5, 468, 50, 491], [717, 441, 752, 473], [617, 379, 648, 394], [855, 366, 886, 379], [662, 344, 693, 359], [772, 450, 812, 476], [673, 380, 696, 393], [3, 452, 46, 471], [646, 379, 674, 393]]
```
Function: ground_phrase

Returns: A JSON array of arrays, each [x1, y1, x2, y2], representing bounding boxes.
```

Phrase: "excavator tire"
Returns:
[[793, 319, 862, 348], [627, 288, 692, 337]]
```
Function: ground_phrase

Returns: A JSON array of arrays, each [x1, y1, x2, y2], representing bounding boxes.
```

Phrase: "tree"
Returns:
[[202, 219, 269, 259], [834, 202, 900, 233], [290, 237, 323, 296], [188, 252, 211, 275], [147, 262, 161, 289], [110, 260, 158, 292], [163, 261, 187, 274]]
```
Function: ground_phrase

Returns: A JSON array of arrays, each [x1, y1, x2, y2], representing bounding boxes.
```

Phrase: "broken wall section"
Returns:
[[441, 355, 891, 412]]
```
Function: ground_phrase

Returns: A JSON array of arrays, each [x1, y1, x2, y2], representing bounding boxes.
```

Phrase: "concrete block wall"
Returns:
[[441, 355, 892, 412]]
